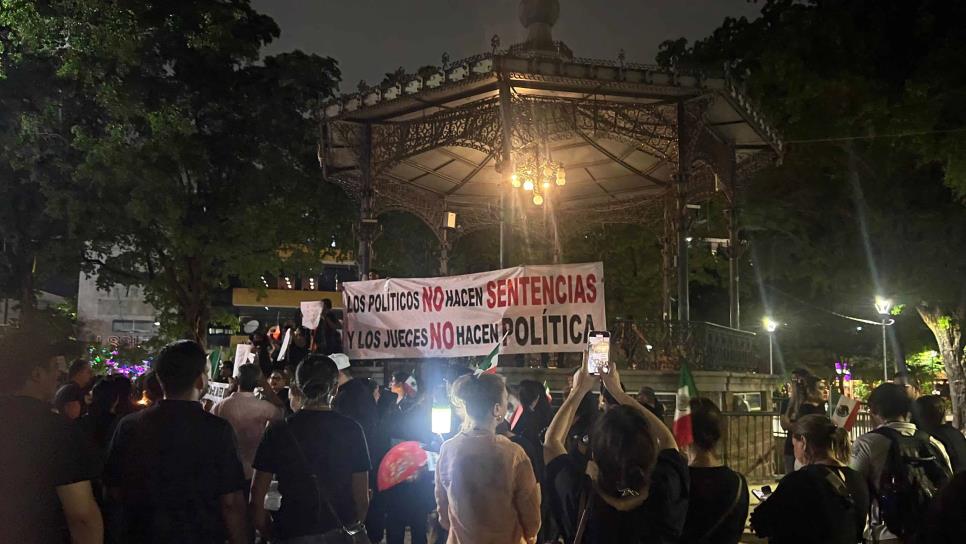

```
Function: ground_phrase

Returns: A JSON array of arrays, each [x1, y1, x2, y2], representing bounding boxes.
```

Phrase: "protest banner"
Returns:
[[341, 262, 605, 359], [204, 381, 231, 405]]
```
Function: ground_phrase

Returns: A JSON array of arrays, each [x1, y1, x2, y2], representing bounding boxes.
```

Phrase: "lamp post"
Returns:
[[762, 317, 778, 375], [874, 296, 893, 382]]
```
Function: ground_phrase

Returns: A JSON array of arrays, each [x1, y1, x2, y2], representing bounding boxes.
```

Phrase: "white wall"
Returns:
[[77, 271, 159, 346]]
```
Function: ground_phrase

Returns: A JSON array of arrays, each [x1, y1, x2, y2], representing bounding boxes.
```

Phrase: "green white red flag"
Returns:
[[475, 329, 511, 375], [673, 363, 698, 449]]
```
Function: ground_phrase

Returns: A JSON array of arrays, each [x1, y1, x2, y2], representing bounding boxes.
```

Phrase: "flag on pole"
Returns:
[[673, 363, 698, 449], [475, 329, 511, 375], [543, 380, 553, 403]]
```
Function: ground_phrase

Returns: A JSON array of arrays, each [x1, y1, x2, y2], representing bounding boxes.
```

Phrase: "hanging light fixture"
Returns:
[[510, 139, 564, 205]]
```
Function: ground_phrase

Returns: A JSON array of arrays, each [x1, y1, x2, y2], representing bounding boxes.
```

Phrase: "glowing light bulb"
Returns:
[[542, 181, 550, 189], [533, 193, 544, 205], [510, 173, 521, 188], [556, 167, 566, 186], [523, 179, 534, 191]]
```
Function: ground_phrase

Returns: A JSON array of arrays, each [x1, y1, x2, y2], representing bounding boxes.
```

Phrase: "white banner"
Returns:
[[341, 262, 606, 359]]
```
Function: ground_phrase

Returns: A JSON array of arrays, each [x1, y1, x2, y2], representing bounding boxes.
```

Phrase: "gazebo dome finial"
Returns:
[[518, 0, 560, 50]]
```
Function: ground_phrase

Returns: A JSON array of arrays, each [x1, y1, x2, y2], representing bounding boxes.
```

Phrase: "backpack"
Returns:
[[872, 427, 952, 539]]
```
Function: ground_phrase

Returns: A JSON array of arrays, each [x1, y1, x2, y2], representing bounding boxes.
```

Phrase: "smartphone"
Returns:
[[752, 485, 773, 501], [586, 331, 611, 375]]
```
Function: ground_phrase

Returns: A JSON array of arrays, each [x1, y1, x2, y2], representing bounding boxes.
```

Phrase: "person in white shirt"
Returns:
[[850, 382, 951, 543], [212, 364, 284, 485]]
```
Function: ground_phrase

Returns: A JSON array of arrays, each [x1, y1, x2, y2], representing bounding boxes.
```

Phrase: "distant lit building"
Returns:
[[77, 272, 159, 347]]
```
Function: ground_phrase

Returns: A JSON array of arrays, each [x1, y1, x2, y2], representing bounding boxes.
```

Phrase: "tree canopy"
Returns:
[[659, 0, 966, 425], [1, 0, 350, 343]]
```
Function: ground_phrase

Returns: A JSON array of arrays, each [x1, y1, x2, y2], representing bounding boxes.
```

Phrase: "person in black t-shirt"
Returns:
[[916, 394, 966, 473], [250, 354, 371, 542], [681, 398, 748, 544], [751, 414, 868, 544], [54, 359, 93, 420], [544, 362, 689, 544], [103, 340, 248, 544], [0, 328, 103, 544]]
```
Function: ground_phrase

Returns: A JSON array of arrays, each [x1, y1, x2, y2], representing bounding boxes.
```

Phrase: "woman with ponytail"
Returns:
[[434, 373, 541, 544], [751, 414, 869, 543]]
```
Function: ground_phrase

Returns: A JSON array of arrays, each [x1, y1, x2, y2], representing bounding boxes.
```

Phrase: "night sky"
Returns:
[[252, 0, 761, 92]]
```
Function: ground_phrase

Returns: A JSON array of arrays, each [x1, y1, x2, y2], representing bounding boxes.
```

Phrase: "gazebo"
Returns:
[[320, 0, 782, 373]]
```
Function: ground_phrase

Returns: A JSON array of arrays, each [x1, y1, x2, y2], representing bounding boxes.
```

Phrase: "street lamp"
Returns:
[[762, 317, 778, 374], [875, 296, 893, 381]]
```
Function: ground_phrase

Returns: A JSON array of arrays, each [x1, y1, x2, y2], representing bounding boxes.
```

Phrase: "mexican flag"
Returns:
[[543, 380, 553, 403], [673, 363, 698, 449], [476, 329, 511, 375]]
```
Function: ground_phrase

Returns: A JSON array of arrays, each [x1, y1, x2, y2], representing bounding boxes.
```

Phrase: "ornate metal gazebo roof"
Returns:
[[320, 0, 781, 290]]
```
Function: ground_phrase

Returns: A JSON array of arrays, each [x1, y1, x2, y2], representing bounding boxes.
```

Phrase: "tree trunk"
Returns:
[[166, 257, 210, 349], [917, 303, 966, 430], [17, 253, 36, 322]]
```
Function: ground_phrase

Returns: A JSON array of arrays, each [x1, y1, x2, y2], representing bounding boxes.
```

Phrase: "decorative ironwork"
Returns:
[[612, 320, 761, 372], [370, 98, 502, 172]]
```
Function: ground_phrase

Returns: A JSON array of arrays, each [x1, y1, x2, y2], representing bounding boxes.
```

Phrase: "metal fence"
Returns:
[[726, 408, 877, 481], [720, 411, 779, 481]]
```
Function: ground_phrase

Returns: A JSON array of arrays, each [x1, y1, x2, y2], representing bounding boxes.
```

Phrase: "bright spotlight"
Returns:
[[762, 317, 778, 333]]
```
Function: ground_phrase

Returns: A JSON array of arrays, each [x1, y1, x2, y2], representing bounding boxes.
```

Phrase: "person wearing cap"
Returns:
[[332, 353, 378, 442]]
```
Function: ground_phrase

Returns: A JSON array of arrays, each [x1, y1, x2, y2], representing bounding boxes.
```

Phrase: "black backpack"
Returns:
[[872, 427, 952, 539]]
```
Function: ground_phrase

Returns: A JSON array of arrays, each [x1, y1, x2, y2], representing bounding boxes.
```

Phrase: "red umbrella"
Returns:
[[378, 441, 428, 491]]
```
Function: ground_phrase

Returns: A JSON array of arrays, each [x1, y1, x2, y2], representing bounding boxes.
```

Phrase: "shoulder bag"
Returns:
[[281, 420, 371, 544]]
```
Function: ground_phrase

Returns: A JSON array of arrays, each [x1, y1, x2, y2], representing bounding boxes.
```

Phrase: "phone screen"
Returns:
[[587, 332, 610, 375], [752, 485, 773, 501]]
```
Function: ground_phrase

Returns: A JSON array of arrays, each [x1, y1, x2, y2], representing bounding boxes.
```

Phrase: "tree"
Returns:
[[659, 0, 966, 426], [1, 0, 351, 345], [0, 25, 86, 318]]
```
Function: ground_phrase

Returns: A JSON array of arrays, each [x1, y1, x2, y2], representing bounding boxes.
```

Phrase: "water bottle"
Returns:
[[264, 480, 282, 512]]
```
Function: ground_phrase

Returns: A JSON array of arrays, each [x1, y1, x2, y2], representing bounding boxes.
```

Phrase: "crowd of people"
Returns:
[[3, 324, 966, 544]]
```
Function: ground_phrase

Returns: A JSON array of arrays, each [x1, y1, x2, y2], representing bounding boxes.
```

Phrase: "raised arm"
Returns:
[[257, 375, 286, 409], [544, 366, 598, 463], [600, 362, 678, 451]]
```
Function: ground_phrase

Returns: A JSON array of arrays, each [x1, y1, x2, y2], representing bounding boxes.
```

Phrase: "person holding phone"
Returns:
[[544, 353, 689, 543], [750, 415, 868, 543]]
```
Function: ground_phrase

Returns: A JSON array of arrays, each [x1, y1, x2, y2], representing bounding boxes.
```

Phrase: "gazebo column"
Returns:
[[357, 124, 375, 279], [439, 226, 450, 275], [726, 147, 741, 330], [497, 75, 514, 269], [675, 102, 690, 323]]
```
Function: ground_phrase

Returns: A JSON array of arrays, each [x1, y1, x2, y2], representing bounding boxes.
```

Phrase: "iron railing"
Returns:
[[612, 319, 761, 373]]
